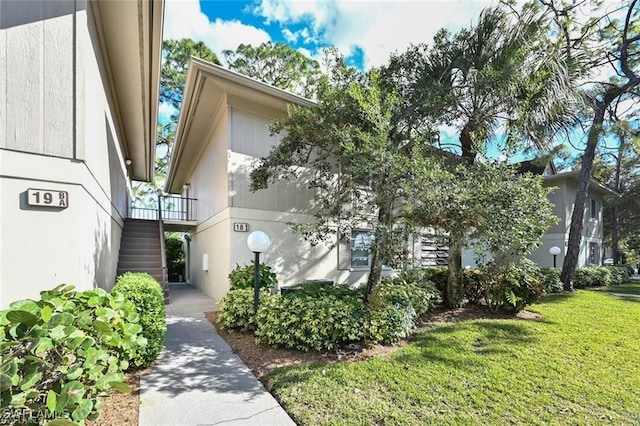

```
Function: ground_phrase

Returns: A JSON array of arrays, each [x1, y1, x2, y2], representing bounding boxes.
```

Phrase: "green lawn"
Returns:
[[606, 282, 640, 295], [266, 291, 640, 425]]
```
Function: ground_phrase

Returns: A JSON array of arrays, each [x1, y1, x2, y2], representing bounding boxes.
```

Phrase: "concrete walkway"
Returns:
[[139, 284, 296, 426]]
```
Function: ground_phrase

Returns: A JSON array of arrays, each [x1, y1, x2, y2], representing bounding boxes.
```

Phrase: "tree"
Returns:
[[223, 41, 321, 98], [383, 3, 577, 305], [250, 55, 428, 300], [133, 39, 220, 205], [405, 159, 558, 306], [543, 0, 640, 289]]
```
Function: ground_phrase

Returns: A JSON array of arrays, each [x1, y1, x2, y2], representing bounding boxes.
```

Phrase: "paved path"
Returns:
[[139, 284, 295, 426]]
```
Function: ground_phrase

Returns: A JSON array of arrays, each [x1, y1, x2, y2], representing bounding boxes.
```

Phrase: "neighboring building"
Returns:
[[165, 59, 375, 301], [0, 0, 164, 307], [462, 161, 620, 269]]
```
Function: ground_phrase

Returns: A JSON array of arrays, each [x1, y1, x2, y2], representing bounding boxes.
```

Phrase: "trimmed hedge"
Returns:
[[217, 288, 270, 332], [254, 286, 365, 351], [112, 272, 166, 368], [482, 260, 544, 313], [574, 266, 630, 288]]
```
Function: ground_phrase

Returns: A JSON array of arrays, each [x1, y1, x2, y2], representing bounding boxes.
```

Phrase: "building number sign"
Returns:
[[233, 222, 249, 232], [27, 189, 69, 208]]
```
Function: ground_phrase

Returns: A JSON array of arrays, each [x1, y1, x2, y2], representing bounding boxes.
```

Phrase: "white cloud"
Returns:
[[254, 0, 494, 69], [158, 102, 178, 125], [163, 0, 271, 58]]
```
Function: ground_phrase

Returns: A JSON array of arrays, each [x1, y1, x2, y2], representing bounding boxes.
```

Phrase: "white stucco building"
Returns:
[[0, 0, 164, 308]]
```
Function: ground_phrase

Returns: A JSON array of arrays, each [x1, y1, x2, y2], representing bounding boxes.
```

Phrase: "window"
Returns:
[[351, 230, 374, 268], [590, 199, 598, 219]]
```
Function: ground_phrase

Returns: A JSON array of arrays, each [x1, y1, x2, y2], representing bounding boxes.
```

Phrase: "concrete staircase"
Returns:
[[117, 219, 164, 285]]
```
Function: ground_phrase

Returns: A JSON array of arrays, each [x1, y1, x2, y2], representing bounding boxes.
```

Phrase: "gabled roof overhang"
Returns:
[[165, 58, 315, 193], [544, 171, 621, 198], [90, 0, 164, 181]]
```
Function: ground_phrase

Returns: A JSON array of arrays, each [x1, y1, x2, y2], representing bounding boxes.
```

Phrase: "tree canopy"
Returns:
[[223, 41, 321, 98]]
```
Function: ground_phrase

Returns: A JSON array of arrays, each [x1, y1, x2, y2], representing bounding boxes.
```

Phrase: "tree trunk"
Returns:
[[446, 232, 464, 308], [560, 100, 607, 290], [460, 127, 476, 162], [364, 196, 393, 302], [612, 152, 622, 264]]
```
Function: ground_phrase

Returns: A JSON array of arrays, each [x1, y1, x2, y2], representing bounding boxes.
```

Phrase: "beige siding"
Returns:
[[2, 0, 75, 157], [189, 210, 231, 301], [188, 108, 229, 222], [0, 3, 131, 307], [228, 108, 316, 213]]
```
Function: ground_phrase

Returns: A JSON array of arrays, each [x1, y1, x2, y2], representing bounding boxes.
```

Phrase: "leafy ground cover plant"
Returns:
[[112, 272, 166, 368], [0, 285, 143, 425], [228, 262, 277, 290]]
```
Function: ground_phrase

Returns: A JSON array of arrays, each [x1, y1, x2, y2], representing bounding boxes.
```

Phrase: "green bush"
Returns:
[[419, 267, 449, 299], [165, 233, 185, 282], [0, 285, 144, 424], [366, 283, 416, 344], [254, 288, 365, 351], [575, 266, 630, 288], [482, 260, 543, 313], [462, 268, 485, 304], [218, 288, 269, 332], [365, 304, 416, 345], [229, 262, 278, 290], [112, 272, 166, 368], [538, 267, 563, 293], [380, 272, 439, 316], [604, 265, 630, 285]]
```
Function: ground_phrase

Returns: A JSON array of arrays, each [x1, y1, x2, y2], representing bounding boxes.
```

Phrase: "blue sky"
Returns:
[[163, 0, 586, 163]]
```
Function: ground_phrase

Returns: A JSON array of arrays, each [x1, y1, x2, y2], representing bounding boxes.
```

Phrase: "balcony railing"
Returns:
[[131, 196, 197, 222]]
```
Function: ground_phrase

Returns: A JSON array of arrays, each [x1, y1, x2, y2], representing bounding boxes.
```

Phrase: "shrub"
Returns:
[[462, 268, 485, 304], [538, 267, 563, 293], [366, 284, 416, 344], [482, 260, 543, 313], [365, 304, 416, 345], [380, 272, 439, 316], [419, 267, 449, 299], [575, 266, 630, 288], [254, 288, 365, 351], [112, 272, 166, 368], [165, 233, 185, 282], [228, 262, 278, 290], [218, 288, 269, 332], [0, 285, 144, 424]]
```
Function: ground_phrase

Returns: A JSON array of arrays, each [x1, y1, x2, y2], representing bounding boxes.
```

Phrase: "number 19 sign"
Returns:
[[27, 189, 69, 208]]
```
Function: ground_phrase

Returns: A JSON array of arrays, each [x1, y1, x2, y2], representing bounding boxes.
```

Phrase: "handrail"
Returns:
[[157, 195, 169, 302], [130, 196, 197, 222]]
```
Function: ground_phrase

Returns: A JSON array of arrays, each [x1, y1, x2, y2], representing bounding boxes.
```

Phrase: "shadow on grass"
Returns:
[[396, 320, 538, 369]]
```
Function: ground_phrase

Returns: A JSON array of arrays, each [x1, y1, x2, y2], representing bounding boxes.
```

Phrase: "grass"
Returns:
[[605, 281, 640, 295], [266, 291, 640, 425]]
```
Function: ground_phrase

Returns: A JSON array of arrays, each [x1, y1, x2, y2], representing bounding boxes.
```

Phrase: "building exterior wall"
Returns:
[[185, 102, 368, 300], [0, 1, 130, 307]]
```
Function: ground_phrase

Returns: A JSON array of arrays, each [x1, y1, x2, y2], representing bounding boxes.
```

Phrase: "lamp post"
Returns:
[[549, 246, 561, 268], [247, 230, 271, 312]]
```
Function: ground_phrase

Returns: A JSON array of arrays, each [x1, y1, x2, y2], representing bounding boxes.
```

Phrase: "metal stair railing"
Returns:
[[130, 195, 197, 222]]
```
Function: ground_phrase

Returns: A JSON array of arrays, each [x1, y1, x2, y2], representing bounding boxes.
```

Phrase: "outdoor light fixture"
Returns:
[[183, 182, 191, 189], [125, 159, 132, 166], [549, 246, 561, 268], [247, 230, 271, 312]]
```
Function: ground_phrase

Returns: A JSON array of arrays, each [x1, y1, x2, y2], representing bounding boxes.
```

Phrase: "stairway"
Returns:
[[117, 219, 164, 286]]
